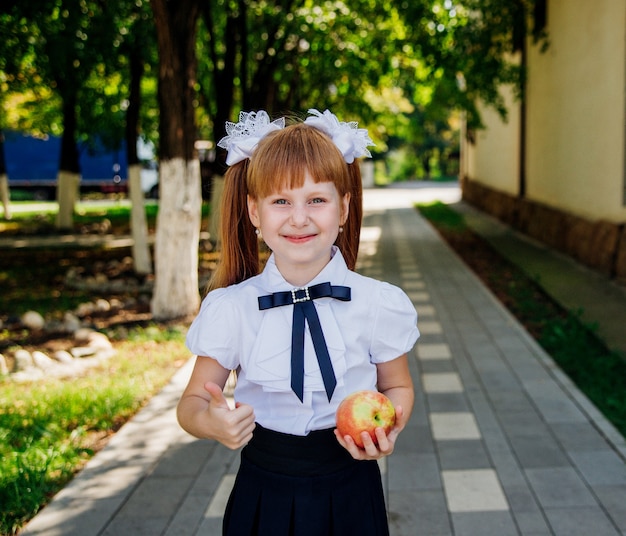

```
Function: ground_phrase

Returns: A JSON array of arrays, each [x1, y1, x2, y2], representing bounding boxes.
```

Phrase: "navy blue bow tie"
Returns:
[[258, 282, 351, 402]]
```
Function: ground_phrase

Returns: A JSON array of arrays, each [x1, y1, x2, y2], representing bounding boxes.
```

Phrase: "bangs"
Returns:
[[247, 124, 350, 198]]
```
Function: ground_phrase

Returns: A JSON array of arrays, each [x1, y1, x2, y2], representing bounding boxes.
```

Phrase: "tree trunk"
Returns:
[[0, 132, 10, 220], [56, 170, 80, 229], [0, 173, 10, 220], [151, 158, 202, 318], [56, 95, 81, 231], [150, 0, 202, 319], [128, 164, 152, 274], [126, 49, 152, 275]]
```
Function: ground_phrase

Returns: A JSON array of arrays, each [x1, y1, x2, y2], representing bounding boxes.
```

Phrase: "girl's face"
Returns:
[[248, 171, 350, 287]]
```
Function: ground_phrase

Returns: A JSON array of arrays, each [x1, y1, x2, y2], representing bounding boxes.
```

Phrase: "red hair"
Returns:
[[208, 123, 363, 291]]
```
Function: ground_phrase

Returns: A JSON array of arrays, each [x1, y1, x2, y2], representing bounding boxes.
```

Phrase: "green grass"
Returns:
[[1, 201, 159, 232], [418, 202, 626, 439], [0, 325, 190, 536], [1, 201, 210, 234]]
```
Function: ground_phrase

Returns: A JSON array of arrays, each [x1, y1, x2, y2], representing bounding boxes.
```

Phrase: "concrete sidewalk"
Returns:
[[20, 184, 626, 535]]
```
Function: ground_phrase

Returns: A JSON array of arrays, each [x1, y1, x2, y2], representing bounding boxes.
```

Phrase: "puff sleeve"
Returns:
[[369, 282, 419, 363], [185, 288, 242, 370]]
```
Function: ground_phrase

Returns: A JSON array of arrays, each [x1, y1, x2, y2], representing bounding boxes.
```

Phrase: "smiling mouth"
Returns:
[[284, 234, 316, 243]]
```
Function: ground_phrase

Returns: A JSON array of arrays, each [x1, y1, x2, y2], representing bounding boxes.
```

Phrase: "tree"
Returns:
[[3, 0, 128, 229], [0, 5, 41, 220], [196, 0, 413, 155], [149, 0, 203, 319], [35, 1, 123, 229], [395, 0, 548, 130], [116, 0, 158, 275]]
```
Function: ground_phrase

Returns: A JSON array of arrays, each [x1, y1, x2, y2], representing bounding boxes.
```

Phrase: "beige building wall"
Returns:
[[465, 87, 521, 197], [463, 0, 626, 223]]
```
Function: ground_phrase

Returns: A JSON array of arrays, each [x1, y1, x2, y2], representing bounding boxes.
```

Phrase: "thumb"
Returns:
[[204, 382, 230, 409]]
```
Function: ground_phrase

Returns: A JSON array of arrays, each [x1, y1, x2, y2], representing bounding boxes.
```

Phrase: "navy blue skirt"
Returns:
[[222, 425, 389, 535]]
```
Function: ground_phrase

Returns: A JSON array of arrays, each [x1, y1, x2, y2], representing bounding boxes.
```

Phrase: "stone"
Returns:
[[109, 297, 124, 310], [12, 368, 44, 382], [94, 273, 109, 285], [75, 302, 95, 317], [13, 349, 33, 371], [94, 299, 111, 312], [63, 312, 82, 333], [74, 328, 96, 343], [32, 351, 55, 370], [86, 332, 113, 350], [53, 350, 74, 364], [21, 310, 45, 330], [70, 347, 96, 358]]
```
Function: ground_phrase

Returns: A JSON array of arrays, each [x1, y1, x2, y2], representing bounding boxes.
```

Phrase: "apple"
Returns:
[[336, 390, 396, 448]]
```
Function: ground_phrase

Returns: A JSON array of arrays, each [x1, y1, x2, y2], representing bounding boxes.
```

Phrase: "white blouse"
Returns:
[[186, 247, 419, 436]]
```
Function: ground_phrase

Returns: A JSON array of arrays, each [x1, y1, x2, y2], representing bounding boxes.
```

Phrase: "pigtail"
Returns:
[[207, 160, 259, 292], [335, 162, 363, 270]]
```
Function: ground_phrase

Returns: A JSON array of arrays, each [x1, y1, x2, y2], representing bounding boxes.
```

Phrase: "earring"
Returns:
[[339, 226, 344, 233], [255, 228, 261, 238]]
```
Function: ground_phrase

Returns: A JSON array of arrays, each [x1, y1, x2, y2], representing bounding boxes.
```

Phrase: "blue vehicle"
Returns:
[[3, 131, 158, 200]]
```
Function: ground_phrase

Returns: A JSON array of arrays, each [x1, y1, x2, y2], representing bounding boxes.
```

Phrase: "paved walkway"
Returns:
[[20, 184, 626, 535]]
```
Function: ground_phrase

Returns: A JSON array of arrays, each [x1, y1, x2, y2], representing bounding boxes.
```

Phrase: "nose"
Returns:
[[289, 205, 309, 227]]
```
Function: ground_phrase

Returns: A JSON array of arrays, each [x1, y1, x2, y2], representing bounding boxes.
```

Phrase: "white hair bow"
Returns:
[[217, 110, 285, 166], [304, 109, 375, 164], [217, 109, 374, 166]]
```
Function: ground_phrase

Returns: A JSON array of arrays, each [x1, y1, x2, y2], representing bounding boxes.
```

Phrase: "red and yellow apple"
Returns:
[[336, 390, 396, 448]]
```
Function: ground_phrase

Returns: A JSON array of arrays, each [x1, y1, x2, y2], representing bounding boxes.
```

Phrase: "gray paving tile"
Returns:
[[20, 497, 122, 536], [436, 440, 492, 471], [101, 515, 173, 536], [509, 435, 570, 468], [523, 378, 589, 424], [487, 389, 536, 414], [426, 392, 471, 413], [388, 452, 442, 491], [593, 485, 626, 534], [543, 506, 620, 535], [551, 421, 615, 452], [569, 450, 626, 486], [485, 450, 528, 489], [194, 516, 224, 536], [419, 359, 457, 374], [496, 409, 552, 438], [450, 511, 518, 536], [388, 490, 452, 536], [525, 467, 597, 508], [163, 494, 213, 536], [512, 509, 552, 535]]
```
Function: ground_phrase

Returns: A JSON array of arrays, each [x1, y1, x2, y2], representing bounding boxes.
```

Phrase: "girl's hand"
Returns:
[[334, 405, 404, 460], [202, 382, 256, 450]]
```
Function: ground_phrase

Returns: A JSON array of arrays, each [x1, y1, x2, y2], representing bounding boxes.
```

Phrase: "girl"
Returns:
[[178, 109, 419, 535]]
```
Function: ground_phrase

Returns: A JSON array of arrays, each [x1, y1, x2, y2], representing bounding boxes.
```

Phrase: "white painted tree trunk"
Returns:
[[128, 163, 152, 275], [151, 157, 202, 319], [0, 173, 11, 220], [55, 171, 80, 230]]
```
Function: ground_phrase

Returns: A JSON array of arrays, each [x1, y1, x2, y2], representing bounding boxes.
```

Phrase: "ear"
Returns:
[[340, 192, 351, 225], [247, 195, 260, 228]]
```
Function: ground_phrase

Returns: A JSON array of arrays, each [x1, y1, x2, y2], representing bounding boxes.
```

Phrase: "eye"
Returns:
[[310, 197, 326, 204], [272, 198, 288, 205]]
